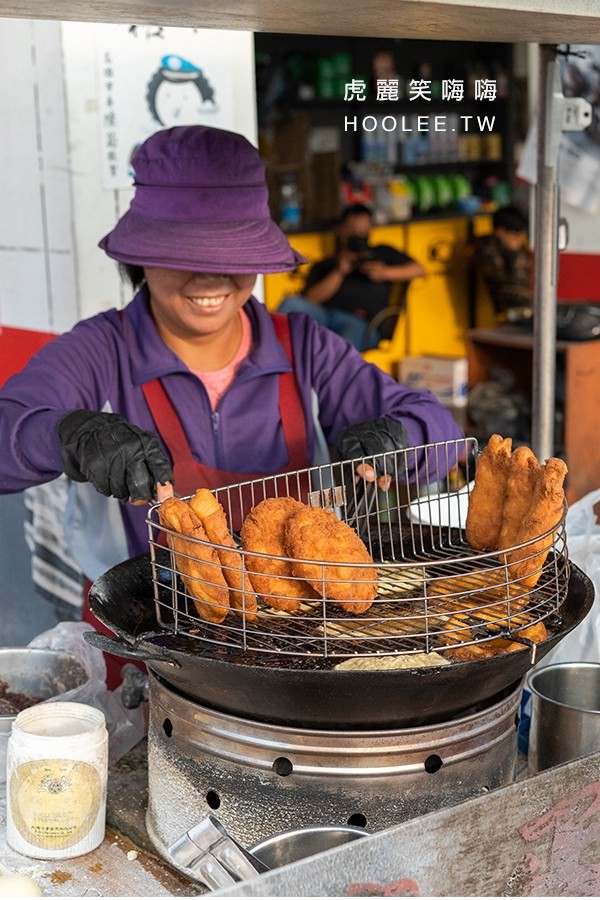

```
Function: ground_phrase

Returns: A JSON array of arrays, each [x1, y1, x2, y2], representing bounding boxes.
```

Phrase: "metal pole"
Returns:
[[532, 44, 559, 462]]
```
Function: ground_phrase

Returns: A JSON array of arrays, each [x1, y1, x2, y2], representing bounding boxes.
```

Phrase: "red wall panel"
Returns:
[[0, 327, 57, 388], [557, 252, 600, 302]]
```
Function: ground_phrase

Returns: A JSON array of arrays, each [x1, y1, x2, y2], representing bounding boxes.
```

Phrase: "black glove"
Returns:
[[336, 417, 408, 474], [57, 410, 173, 502]]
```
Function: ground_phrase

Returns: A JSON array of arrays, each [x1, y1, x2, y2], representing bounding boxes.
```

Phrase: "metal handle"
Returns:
[[168, 815, 268, 889], [428, 239, 454, 267], [82, 630, 181, 667], [120, 664, 149, 708]]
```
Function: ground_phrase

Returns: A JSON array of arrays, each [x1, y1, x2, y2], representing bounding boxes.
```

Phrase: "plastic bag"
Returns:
[[536, 488, 600, 667], [28, 621, 146, 764]]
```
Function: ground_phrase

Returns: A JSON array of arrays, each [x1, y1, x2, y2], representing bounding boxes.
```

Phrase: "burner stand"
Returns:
[[146, 673, 520, 867]]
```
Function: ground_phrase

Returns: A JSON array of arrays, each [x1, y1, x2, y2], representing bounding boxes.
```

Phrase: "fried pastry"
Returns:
[[285, 506, 377, 614], [497, 446, 541, 552], [444, 638, 527, 661], [426, 567, 511, 609], [240, 497, 318, 611], [465, 434, 513, 550], [506, 457, 568, 590], [188, 488, 258, 622], [443, 616, 548, 661], [158, 497, 230, 624]]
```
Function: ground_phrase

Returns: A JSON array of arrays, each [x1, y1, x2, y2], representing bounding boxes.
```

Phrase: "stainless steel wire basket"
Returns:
[[146, 437, 570, 661]]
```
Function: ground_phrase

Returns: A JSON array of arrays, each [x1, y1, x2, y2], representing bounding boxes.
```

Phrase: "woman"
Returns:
[[0, 125, 461, 683]]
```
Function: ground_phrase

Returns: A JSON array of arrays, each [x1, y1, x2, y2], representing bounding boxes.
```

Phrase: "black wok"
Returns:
[[86, 552, 593, 729]]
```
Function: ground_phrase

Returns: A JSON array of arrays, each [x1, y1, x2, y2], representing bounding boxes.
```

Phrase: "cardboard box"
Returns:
[[400, 355, 468, 407]]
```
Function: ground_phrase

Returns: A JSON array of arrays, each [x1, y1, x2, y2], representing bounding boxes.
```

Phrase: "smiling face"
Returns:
[[145, 267, 257, 346]]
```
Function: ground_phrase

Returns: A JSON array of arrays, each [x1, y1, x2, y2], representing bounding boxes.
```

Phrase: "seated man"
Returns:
[[278, 203, 425, 350], [472, 205, 533, 323]]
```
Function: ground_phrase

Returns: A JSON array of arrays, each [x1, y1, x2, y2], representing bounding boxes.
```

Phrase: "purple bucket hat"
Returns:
[[99, 125, 306, 274]]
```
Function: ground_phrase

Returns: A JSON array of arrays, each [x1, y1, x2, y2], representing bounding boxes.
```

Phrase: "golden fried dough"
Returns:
[[442, 614, 548, 661], [285, 506, 377, 614], [427, 568, 511, 608], [158, 497, 230, 624], [497, 446, 541, 552], [188, 488, 258, 622], [240, 497, 318, 612], [444, 638, 525, 661], [429, 435, 566, 659], [506, 457, 568, 590], [515, 621, 549, 644], [465, 434, 512, 550]]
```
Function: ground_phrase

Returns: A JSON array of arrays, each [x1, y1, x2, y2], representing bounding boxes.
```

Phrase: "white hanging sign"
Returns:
[[96, 24, 244, 189]]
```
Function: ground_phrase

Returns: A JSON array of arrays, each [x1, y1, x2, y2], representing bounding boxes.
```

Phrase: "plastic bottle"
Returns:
[[6, 702, 108, 859], [279, 174, 302, 232], [388, 178, 412, 221]]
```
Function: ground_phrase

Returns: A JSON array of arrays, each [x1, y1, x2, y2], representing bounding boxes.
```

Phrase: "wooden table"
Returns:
[[467, 327, 600, 503]]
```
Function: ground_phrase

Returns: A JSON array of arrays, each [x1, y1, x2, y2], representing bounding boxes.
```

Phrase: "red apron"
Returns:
[[83, 313, 309, 687]]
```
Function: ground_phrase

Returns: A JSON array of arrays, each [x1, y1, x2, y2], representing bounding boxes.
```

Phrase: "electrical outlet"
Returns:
[[562, 97, 593, 132]]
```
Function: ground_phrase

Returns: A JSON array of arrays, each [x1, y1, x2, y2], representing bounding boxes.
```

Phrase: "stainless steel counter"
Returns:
[[5, 739, 599, 897], [214, 750, 600, 897]]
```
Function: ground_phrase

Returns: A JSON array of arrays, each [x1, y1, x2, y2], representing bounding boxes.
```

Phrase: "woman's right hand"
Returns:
[[57, 410, 173, 502]]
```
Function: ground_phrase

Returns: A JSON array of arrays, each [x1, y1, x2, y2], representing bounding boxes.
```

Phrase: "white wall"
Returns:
[[0, 18, 78, 332], [61, 23, 258, 319], [0, 19, 258, 331]]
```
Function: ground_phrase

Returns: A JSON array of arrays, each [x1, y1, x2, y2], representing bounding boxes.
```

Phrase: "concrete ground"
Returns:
[[0, 493, 59, 646]]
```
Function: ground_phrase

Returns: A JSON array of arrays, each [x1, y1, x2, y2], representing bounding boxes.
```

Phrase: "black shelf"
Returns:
[[255, 33, 516, 217], [394, 160, 506, 173], [284, 208, 494, 235], [288, 98, 508, 112]]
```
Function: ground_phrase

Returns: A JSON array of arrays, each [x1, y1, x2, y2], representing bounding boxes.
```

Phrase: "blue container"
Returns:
[[518, 687, 532, 756]]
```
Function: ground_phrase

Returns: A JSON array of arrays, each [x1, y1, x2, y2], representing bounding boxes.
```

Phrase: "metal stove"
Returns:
[[83, 440, 591, 878], [145, 670, 521, 865]]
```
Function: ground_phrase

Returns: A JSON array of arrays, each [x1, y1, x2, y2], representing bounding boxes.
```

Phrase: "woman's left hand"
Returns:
[[355, 463, 393, 491], [336, 417, 408, 492]]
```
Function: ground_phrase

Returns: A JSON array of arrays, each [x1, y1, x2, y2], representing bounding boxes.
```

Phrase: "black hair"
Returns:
[[340, 203, 374, 224], [146, 69, 216, 126], [493, 205, 528, 233], [119, 263, 146, 289]]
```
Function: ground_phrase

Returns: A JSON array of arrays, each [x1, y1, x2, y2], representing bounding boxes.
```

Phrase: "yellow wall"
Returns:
[[263, 232, 335, 311]]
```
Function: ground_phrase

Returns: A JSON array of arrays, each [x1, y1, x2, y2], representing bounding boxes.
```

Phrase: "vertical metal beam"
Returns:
[[532, 43, 559, 462]]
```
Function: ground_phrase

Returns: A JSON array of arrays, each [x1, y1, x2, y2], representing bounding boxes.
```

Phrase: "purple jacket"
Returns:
[[0, 292, 461, 577]]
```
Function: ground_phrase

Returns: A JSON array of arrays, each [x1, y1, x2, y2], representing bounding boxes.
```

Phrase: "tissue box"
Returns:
[[400, 355, 468, 407]]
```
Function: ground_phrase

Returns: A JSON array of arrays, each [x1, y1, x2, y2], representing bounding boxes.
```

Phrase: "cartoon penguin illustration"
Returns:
[[146, 54, 218, 126]]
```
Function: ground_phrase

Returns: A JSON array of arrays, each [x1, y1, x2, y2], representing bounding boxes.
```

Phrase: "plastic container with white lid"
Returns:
[[6, 701, 108, 859]]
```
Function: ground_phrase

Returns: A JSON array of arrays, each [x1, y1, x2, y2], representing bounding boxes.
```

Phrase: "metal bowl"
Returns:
[[250, 825, 368, 869], [0, 647, 89, 731], [0, 647, 89, 783]]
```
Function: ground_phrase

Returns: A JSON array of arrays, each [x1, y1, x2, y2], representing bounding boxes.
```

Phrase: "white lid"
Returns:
[[12, 702, 106, 742]]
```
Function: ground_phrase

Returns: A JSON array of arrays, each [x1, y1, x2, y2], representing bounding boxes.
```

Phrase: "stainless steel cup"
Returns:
[[528, 662, 600, 774], [250, 825, 367, 869]]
